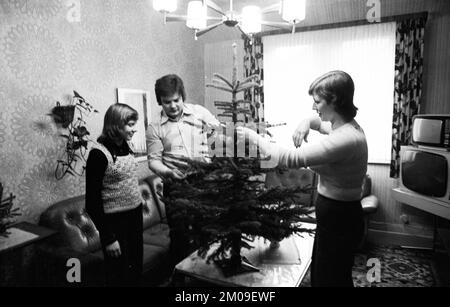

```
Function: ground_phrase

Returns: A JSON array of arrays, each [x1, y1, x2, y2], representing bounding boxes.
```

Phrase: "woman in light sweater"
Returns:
[[86, 103, 143, 286], [238, 71, 368, 287]]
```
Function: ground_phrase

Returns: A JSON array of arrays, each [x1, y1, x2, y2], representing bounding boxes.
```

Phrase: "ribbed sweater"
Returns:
[[262, 120, 368, 201]]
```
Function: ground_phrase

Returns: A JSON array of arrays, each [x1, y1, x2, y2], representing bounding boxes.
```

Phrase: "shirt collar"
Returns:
[[160, 103, 194, 125]]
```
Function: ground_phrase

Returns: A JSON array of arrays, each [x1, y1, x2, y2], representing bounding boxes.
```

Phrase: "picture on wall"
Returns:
[[116, 88, 150, 161]]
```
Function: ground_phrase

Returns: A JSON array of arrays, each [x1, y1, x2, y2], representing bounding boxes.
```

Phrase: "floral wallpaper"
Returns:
[[0, 0, 204, 223]]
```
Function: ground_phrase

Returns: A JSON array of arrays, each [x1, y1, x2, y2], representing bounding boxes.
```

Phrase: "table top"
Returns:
[[0, 222, 57, 255], [175, 222, 316, 287]]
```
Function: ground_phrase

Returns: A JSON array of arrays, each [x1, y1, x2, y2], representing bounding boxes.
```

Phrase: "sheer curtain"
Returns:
[[263, 22, 396, 164]]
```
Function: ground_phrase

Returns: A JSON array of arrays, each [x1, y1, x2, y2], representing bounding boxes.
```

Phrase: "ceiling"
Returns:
[[213, 0, 280, 11], [172, 0, 392, 39]]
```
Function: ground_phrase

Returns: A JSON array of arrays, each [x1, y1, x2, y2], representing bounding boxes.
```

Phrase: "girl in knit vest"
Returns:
[[237, 71, 367, 287], [86, 103, 143, 286]]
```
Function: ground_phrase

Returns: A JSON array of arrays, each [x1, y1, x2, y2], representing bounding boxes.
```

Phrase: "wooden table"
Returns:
[[0, 222, 57, 286], [174, 222, 315, 287]]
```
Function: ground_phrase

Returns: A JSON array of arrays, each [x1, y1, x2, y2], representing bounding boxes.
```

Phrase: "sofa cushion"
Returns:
[[39, 195, 102, 253], [142, 244, 169, 274], [143, 223, 170, 249], [141, 174, 167, 225], [140, 180, 163, 229]]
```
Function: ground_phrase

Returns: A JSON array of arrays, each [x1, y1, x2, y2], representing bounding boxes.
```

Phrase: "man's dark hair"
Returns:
[[154, 74, 186, 105]]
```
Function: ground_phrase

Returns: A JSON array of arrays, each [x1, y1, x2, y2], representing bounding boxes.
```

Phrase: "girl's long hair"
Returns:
[[98, 103, 138, 143]]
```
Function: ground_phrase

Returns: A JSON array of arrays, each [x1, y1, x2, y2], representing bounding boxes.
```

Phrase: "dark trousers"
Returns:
[[167, 216, 196, 267], [310, 194, 364, 287], [163, 184, 197, 268], [102, 204, 143, 286]]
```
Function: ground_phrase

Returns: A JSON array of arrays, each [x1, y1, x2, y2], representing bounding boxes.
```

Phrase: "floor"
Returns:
[[299, 243, 449, 287]]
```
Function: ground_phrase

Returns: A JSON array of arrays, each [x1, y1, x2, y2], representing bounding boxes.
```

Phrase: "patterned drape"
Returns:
[[243, 36, 264, 124], [390, 16, 427, 178]]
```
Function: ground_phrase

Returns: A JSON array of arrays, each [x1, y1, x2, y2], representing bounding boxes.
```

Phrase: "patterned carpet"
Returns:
[[300, 244, 436, 287]]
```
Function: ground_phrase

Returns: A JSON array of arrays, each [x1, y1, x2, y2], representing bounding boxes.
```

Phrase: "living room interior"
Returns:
[[1, 0, 450, 288]]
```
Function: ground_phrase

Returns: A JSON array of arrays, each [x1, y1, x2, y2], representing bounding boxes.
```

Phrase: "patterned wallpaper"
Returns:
[[0, 0, 205, 223]]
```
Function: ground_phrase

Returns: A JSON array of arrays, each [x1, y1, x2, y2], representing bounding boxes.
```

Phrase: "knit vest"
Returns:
[[92, 142, 142, 214]]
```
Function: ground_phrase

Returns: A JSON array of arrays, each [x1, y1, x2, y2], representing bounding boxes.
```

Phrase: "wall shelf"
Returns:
[[391, 188, 450, 220]]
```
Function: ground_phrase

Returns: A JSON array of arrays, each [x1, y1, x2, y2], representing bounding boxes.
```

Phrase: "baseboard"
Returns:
[[367, 222, 434, 249]]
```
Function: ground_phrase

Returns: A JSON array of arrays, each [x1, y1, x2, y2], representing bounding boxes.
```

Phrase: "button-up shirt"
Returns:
[[146, 103, 221, 170]]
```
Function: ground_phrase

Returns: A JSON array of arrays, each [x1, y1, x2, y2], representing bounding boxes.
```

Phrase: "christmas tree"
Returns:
[[163, 43, 314, 276], [0, 182, 20, 237]]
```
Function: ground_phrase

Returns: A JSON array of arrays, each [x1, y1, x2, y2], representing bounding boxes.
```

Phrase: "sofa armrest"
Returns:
[[361, 195, 379, 214], [143, 174, 167, 223]]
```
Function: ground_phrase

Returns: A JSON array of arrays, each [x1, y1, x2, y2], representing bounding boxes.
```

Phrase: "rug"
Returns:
[[300, 244, 435, 287]]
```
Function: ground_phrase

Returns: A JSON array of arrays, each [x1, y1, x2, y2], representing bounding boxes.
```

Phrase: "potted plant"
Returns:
[[48, 91, 98, 180], [49, 102, 75, 129]]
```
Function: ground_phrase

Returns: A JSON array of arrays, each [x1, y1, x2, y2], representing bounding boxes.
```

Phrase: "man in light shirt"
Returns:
[[146, 74, 222, 266]]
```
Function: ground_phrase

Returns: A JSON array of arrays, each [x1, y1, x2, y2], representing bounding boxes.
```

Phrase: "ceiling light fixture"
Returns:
[[153, 0, 306, 40]]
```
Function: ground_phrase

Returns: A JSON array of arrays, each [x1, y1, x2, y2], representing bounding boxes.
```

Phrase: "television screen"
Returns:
[[402, 150, 448, 197], [412, 118, 442, 144]]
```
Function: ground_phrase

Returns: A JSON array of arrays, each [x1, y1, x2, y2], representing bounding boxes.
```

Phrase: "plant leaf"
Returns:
[[73, 90, 85, 101]]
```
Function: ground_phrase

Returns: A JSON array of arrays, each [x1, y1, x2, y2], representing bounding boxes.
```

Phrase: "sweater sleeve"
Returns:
[[252, 127, 356, 169], [277, 128, 357, 168], [85, 149, 116, 247]]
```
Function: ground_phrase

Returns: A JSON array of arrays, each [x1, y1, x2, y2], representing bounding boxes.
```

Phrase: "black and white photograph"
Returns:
[[0, 0, 450, 295]]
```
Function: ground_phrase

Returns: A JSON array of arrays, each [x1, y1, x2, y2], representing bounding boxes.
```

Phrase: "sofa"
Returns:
[[37, 173, 171, 286]]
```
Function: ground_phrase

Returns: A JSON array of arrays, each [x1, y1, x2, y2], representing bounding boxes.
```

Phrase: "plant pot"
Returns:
[[213, 230, 259, 277], [50, 103, 75, 128], [269, 240, 280, 249]]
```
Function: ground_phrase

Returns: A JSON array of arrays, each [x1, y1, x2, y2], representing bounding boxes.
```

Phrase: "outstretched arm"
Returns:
[[292, 116, 332, 147], [238, 124, 353, 169]]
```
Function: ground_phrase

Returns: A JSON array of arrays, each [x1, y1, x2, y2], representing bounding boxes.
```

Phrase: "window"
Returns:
[[263, 22, 396, 164]]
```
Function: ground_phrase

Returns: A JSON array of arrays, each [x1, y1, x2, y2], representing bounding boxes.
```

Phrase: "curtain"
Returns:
[[243, 37, 264, 124], [390, 16, 427, 178]]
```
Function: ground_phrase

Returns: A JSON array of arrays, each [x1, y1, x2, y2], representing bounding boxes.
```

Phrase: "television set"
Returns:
[[412, 114, 450, 149], [392, 145, 450, 219]]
